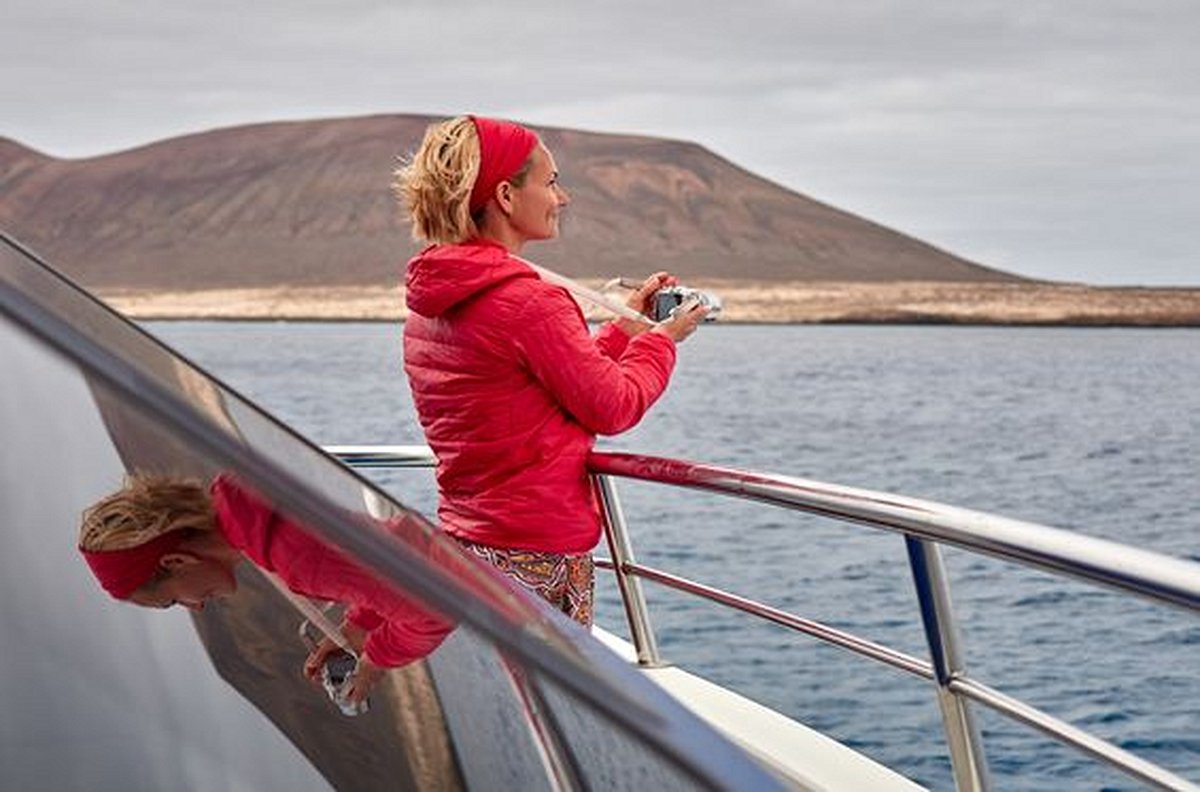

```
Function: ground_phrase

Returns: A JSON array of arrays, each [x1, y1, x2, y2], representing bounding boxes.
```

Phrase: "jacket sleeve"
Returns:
[[362, 610, 455, 668], [593, 321, 631, 361], [291, 537, 453, 668], [345, 604, 384, 631], [242, 501, 454, 668], [511, 286, 677, 435]]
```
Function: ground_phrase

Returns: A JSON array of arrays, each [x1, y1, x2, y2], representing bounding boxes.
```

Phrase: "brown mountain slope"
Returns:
[[0, 114, 1022, 289]]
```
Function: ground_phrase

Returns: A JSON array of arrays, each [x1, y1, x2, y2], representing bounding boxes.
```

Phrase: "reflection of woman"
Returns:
[[79, 474, 450, 704], [395, 115, 707, 626]]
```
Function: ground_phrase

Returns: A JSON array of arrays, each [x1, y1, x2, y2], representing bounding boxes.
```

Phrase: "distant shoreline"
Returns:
[[96, 281, 1200, 327]]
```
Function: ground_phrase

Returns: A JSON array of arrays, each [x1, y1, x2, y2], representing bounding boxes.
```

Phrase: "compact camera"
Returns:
[[322, 650, 369, 717], [651, 286, 722, 322]]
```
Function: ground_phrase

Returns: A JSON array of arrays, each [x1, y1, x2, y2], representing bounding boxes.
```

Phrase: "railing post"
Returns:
[[594, 473, 661, 666], [906, 536, 991, 792]]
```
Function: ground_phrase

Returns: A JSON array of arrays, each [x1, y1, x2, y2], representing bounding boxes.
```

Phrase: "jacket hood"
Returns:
[[405, 240, 536, 317]]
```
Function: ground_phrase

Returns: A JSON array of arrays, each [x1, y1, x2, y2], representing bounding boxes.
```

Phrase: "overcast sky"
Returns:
[[5, 1, 1198, 285]]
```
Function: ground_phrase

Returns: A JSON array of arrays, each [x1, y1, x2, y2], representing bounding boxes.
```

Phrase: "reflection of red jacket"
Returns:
[[211, 476, 452, 668], [404, 240, 676, 553]]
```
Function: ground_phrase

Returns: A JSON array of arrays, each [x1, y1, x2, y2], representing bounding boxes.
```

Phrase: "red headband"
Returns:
[[468, 115, 539, 213], [80, 530, 188, 600]]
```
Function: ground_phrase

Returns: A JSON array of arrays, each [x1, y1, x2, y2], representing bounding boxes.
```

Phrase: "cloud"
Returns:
[[4, 0, 1199, 284]]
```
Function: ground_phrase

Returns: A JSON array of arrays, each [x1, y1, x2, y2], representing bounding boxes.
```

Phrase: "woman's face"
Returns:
[[506, 144, 570, 243], [129, 552, 238, 611]]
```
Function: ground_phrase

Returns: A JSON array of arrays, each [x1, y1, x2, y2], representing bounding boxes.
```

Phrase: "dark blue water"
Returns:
[[149, 322, 1200, 791]]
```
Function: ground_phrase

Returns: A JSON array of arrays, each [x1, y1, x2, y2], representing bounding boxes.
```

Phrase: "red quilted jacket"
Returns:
[[211, 475, 452, 668], [403, 240, 677, 553]]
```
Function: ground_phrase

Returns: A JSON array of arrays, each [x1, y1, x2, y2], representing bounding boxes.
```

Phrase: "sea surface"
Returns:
[[148, 321, 1200, 791]]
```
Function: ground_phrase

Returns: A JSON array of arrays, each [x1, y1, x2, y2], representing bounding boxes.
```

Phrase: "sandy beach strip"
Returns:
[[96, 281, 1200, 326]]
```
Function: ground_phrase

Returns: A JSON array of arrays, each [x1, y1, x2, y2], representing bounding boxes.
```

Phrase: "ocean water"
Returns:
[[148, 321, 1200, 791]]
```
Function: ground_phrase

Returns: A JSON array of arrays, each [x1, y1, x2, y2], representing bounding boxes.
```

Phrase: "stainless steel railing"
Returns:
[[327, 444, 1200, 792]]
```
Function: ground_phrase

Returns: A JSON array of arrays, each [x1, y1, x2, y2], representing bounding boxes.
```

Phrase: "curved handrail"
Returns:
[[326, 444, 1200, 791], [327, 445, 1200, 613], [587, 452, 1200, 613], [594, 557, 935, 680], [327, 445, 439, 468]]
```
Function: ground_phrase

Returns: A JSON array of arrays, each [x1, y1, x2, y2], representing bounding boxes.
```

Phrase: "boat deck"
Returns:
[[593, 627, 927, 791]]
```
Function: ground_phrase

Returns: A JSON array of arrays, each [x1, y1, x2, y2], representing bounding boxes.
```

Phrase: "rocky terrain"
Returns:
[[2, 114, 1013, 289], [6, 114, 1198, 324]]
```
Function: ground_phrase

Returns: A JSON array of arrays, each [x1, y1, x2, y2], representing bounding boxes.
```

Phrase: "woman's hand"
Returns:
[[301, 619, 382, 707], [303, 620, 366, 685], [615, 271, 676, 336], [345, 656, 386, 705], [651, 299, 710, 343]]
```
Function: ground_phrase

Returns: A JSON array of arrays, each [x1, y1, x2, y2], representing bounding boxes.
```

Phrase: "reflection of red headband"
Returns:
[[468, 115, 539, 213], [80, 531, 188, 600]]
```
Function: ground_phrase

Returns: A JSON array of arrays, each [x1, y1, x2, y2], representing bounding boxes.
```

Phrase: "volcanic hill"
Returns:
[[0, 114, 1020, 290]]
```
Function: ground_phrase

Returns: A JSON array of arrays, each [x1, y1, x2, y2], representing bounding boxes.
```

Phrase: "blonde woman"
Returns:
[[395, 115, 707, 627], [79, 474, 451, 705]]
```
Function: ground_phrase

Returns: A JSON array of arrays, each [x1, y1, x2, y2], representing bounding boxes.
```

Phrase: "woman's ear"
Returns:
[[495, 181, 514, 215], [159, 551, 200, 570]]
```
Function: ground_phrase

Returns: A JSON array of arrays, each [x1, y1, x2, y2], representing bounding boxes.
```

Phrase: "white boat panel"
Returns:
[[594, 628, 928, 792]]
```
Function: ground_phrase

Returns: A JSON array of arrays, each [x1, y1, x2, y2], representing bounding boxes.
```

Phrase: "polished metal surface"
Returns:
[[326, 445, 438, 468], [595, 474, 661, 667], [329, 444, 1200, 792], [330, 446, 1200, 612], [587, 452, 1200, 612], [1, 233, 789, 791], [1, 317, 339, 790], [905, 537, 990, 792], [950, 676, 1199, 792], [594, 557, 934, 680]]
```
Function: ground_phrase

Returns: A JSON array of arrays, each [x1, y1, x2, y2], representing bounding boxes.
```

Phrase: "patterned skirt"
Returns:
[[454, 537, 595, 627]]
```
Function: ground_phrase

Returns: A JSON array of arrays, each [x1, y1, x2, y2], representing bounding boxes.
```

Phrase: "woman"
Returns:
[[78, 473, 451, 704], [395, 115, 707, 626]]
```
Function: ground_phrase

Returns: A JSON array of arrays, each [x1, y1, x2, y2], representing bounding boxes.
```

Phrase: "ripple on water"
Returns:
[[148, 322, 1200, 792]]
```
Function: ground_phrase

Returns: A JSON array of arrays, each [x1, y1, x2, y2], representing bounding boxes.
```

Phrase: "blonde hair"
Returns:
[[393, 116, 482, 244], [393, 116, 538, 244], [79, 475, 214, 552]]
